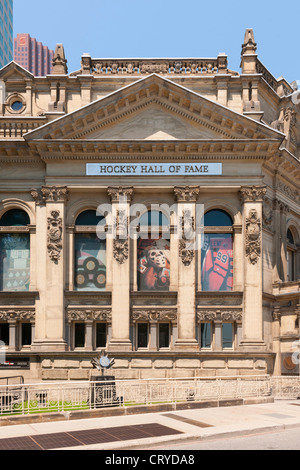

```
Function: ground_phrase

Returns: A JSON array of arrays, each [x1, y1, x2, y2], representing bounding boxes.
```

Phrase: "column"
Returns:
[[272, 307, 281, 376], [85, 321, 93, 351], [239, 186, 267, 350], [272, 199, 282, 282], [174, 186, 200, 351], [31, 186, 69, 352], [8, 322, 17, 351], [107, 187, 133, 352]]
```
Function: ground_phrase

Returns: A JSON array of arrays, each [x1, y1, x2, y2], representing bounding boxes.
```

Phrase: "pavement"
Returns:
[[1, 399, 300, 450]]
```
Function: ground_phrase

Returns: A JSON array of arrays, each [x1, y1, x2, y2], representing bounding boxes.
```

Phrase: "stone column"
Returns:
[[239, 186, 267, 350], [8, 322, 17, 351], [107, 187, 134, 352], [280, 203, 289, 281], [85, 321, 94, 351], [272, 199, 282, 282], [31, 186, 69, 352], [272, 307, 281, 376], [174, 186, 200, 351]]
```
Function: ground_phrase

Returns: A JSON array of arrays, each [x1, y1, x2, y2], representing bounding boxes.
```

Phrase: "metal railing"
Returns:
[[0, 375, 272, 417]]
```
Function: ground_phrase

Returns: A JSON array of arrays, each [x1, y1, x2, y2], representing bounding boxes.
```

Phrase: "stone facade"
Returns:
[[0, 29, 299, 382]]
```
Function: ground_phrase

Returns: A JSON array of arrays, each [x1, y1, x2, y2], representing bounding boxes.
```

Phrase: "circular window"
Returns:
[[10, 101, 24, 112]]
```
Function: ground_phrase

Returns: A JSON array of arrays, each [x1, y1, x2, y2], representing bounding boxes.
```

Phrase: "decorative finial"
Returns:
[[52, 44, 68, 75]]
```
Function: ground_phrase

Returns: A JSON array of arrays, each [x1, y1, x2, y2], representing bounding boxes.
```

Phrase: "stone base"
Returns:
[[107, 339, 133, 352], [174, 339, 200, 351], [239, 340, 267, 351], [31, 340, 68, 352]]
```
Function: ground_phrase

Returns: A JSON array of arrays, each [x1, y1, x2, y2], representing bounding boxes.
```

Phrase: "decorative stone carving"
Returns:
[[179, 210, 195, 266], [263, 197, 274, 230], [271, 107, 297, 136], [240, 185, 267, 203], [0, 309, 35, 321], [174, 186, 200, 203], [245, 209, 262, 265], [113, 238, 129, 265], [132, 309, 177, 323], [31, 186, 69, 205], [47, 210, 63, 263], [197, 309, 242, 322], [67, 309, 112, 322], [107, 186, 134, 203]]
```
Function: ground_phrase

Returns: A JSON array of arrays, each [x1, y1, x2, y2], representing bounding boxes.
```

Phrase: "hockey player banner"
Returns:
[[137, 237, 170, 291], [201, 234, 233, 292]]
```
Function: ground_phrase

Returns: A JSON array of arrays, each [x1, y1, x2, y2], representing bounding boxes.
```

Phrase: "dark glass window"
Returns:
[[204, 210, 233, 227], [74, 323, 85, 348], [137, 323, 148, 349], [201, 323, 212, 348], [21, 323, 32, 347], [10, 100, 23, 112], [159, 323, 170, 349], [0, 324, 9, 346], [75, 210, 104, 226], [287, 229, 295, 245], [139, 210, 169, 229], [0, 209, 30, 227], [96, 323, 107, 349], [222, 323, 233, 349]]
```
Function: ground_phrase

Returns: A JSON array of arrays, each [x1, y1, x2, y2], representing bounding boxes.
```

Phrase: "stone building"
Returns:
[[0, 31, 299, 382]]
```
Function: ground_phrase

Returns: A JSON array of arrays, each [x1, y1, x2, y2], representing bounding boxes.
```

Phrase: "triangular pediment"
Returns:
[[0, 61, 34, 81], [24, 74, 284, 143]]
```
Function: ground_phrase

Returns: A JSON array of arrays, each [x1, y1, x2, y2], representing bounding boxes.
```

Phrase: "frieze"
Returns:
[[132, 308, 177, 323], [67, 309, 112, 322], [0, 309, 35, 321], [197, 309, 243, 322]]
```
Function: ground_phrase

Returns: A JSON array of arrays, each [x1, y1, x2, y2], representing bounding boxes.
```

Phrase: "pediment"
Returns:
[[25, 74, 284, 143], [0, 61, 34, 81]]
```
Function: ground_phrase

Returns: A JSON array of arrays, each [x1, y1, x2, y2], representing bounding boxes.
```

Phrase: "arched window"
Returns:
[[74, 210, 106, 291], [137, 210, 170, 292], [201, 209, 234, 292], [287, 228, 296, 282], [0, 209, 30, 292]]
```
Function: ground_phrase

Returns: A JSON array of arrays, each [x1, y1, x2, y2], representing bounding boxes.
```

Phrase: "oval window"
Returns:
[[10, 101, 24, 112]]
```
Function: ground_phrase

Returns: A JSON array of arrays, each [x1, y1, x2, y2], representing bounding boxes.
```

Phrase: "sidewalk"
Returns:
[[0, 399, 300, 450]]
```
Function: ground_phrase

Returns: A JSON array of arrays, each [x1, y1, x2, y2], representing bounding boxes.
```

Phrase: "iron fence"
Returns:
[[0, 375, 274, 417]]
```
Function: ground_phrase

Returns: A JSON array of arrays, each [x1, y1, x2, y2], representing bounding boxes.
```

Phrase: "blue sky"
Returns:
[[13, 0, 299, 83]]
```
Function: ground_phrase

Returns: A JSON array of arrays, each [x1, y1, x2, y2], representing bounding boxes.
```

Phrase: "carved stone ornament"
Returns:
[[47, 210, 63, 263], [107, 186, 134, 203], [263, 197, 273, 230], [240, 185, 267, 203], [179, 210, 195, 266], [67, 309, 112, 322], [31, 186, 69, 205], [245, 209, 262, 265], [197, 309, 242, 322], [174, 186, 200, 203], [113, 238, 129, 264], [0, 309, 35, 321], [132, 309, 177, 323]]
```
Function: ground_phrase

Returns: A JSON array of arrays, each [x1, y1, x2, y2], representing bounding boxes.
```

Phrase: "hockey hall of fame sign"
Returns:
[[86, 162, 223, 176]]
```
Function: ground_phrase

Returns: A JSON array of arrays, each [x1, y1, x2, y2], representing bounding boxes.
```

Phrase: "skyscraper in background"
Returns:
[[14, 33, 54, 76], [0, 0, 13, 68]]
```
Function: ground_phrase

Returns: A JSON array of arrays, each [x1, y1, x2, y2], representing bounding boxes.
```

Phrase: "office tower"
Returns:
[[14, 33, 54, 76], [0, 0, 13, 67]]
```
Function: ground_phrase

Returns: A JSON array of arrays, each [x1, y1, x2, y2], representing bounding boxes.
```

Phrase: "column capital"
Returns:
[[174, 186, 200, 203], [31, 186, 69, 205], [107, 186, 134, 203], [240, 185, 267, 203]]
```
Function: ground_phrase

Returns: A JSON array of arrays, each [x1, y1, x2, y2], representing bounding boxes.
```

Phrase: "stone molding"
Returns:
[[67, 308, 112, 322], [132, 308, 177, 324]]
